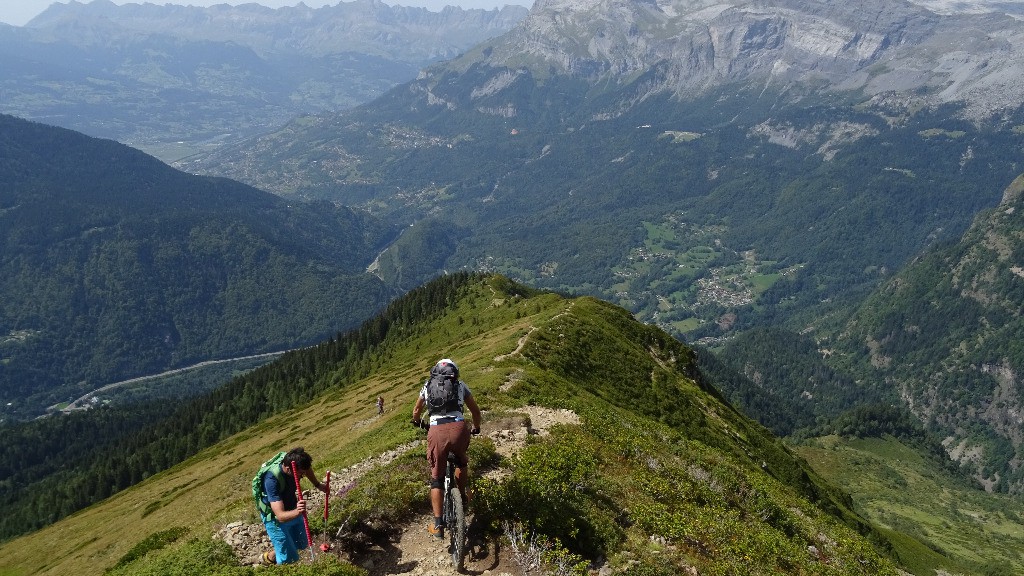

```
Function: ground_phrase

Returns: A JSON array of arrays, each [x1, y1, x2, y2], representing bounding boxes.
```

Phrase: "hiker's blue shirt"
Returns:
[[263, 467, 298, 517]]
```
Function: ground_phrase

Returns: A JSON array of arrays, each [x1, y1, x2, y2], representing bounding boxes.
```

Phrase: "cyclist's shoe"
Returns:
[[428, 522, 444, 539]]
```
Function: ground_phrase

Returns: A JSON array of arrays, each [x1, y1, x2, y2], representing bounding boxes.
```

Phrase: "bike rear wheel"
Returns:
[[445, 485, 465, 569]]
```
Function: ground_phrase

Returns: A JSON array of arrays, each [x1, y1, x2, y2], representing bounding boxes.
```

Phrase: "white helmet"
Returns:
[[436, 358, 459, 378]]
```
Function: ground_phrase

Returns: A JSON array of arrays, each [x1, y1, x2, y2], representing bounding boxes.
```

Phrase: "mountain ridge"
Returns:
[[28, 0, 528, 61], [0, 273, 914, 575], [436, 0, 1024, 120]]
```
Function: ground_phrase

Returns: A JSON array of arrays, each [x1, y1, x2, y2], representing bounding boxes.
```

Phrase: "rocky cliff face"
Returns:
[[431, 0, 1024, 120]]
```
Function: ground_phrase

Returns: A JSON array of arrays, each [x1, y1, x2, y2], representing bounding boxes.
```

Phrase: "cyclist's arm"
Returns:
[[411, 396, 425, 424], [464, 394, 482, 432]]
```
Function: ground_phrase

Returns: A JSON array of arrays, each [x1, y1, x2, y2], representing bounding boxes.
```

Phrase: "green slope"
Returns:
[[795, 435, 1024, 575], [699, 174, 1024, 503], [1, 274, 916, 575]]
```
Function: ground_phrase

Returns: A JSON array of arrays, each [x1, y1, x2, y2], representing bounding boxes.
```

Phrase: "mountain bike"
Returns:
[[412, 419, 478, 570], [442, 451, 466, 569]]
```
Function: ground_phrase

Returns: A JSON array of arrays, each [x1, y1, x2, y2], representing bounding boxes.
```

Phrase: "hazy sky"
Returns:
[[0, 0, 533, 27]]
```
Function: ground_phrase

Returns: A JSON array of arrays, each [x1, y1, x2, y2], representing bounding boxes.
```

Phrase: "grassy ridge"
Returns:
[[1, 275, 913, 575]]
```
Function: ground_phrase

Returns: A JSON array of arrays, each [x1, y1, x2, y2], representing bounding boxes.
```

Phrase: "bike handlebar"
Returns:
[[411, 419, 480, 435]]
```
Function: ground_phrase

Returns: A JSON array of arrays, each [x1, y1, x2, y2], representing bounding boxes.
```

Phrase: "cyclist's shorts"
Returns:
[[427, 420, 471, 481]]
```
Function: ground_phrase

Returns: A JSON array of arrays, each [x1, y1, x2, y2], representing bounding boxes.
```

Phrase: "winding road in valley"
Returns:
[[56, 351, 287, 413]]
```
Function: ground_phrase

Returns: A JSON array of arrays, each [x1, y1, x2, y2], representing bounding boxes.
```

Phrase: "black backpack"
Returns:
[[426, 361, 461, 415]]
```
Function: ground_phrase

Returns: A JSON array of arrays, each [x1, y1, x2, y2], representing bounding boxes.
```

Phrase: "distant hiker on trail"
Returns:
[[410, 358, 482, 539], [377, 395, 385, 415], [252, 447, 328, 564]]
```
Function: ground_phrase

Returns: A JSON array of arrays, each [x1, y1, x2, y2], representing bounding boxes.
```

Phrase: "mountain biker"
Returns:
[[411, 358, 482, 538], [256, 447, 328, 564]]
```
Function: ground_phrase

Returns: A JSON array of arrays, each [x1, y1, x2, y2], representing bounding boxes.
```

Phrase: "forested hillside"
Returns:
[[187, 88, 1024, 315], [0, 273, 920, 575], [711, 174, 1024, 492], [830, 175, 1024, 490], [0, 272, 477, 541], [0, 115, 398, 418]]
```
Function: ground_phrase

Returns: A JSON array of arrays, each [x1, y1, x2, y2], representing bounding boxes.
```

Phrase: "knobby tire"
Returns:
[[446, 484, 465, 569]]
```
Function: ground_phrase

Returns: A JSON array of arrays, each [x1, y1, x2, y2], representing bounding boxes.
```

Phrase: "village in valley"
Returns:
[[611, 213, 802, 342]]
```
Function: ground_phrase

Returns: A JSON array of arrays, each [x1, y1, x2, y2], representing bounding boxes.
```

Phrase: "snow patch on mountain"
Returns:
[[906, 0, 1024, 19]]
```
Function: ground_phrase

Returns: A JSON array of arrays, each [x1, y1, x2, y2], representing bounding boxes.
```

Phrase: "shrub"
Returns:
[[108, 526, 189, 571], [475, 429, 621, 558], [328, 451, 427, 535], [105, 537, 244, 576], [506, 521, 591, 576], [106, 536, 365, 576]]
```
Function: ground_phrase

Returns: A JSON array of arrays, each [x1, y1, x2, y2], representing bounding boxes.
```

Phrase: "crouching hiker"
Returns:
[[252, 447, 328, 564]]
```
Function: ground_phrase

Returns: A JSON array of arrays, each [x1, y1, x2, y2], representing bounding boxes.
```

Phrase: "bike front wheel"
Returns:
[[445, 485, 465, 569]]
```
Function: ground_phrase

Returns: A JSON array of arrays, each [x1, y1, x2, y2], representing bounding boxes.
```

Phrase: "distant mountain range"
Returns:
[[473, 0, 1024, 118], [0, 0, 527, 159], [905, 0, 1024, 17], [177, 0, 1024, 491]]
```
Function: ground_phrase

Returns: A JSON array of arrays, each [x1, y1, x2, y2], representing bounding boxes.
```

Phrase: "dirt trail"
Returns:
[[217, 406, 581, 574]]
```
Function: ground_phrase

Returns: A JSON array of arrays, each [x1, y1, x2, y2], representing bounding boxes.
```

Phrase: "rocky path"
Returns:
[[216, 406, 581, 574]]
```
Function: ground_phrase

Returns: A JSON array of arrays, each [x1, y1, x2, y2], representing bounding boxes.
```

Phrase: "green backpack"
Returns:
[[252, 451, 287, 523]]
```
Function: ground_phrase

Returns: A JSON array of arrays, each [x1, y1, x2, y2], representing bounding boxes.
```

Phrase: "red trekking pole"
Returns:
[[319, 470, 331, 552], [290, 460, 316, 561]]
